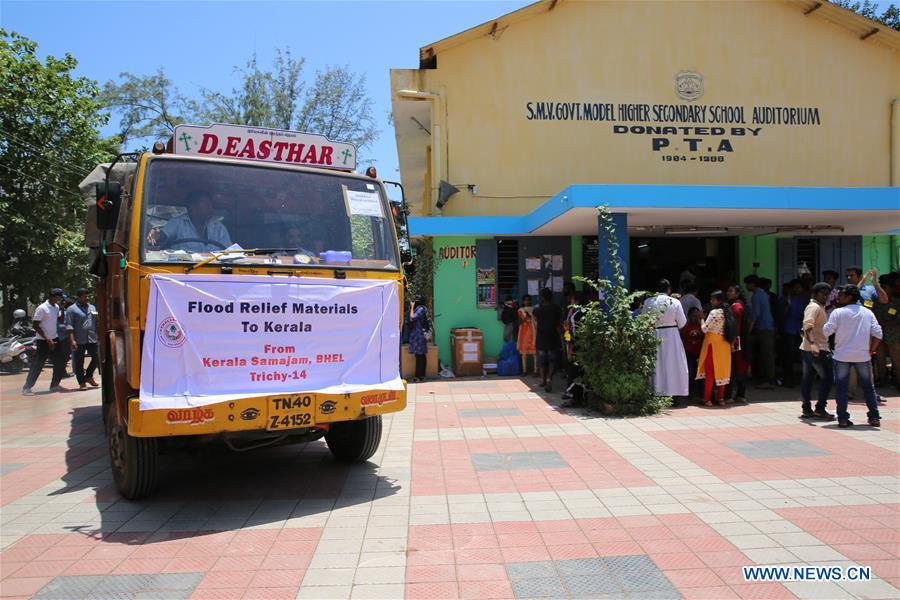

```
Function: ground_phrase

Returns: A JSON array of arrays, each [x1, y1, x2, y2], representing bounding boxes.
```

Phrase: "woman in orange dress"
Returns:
[[697, 291, 733, 406], [517, 295, 536, 374]]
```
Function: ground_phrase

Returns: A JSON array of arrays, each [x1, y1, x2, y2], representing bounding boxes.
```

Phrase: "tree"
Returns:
[[294, 65, 378, 151], [830, 0, 900, 30], [199, 49, 304, 130], [201, 51, 378, 151], [0, 29, 115, 323], [104, 47, 379, 152], [101, 69, 197, 145]]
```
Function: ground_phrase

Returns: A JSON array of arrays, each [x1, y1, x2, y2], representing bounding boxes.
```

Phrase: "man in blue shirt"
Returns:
[[846, 266, 888, 307], [744, 275, 776, 389], [66, 288, 99, 390]]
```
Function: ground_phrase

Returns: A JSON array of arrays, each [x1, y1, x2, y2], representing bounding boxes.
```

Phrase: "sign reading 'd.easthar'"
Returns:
[[173, 123, 357, 171]]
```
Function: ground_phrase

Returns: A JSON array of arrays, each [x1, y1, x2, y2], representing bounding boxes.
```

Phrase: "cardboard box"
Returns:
[[400, 344, 439, 379], [483, 356, 498, 374], [450, 328, 484, 377]]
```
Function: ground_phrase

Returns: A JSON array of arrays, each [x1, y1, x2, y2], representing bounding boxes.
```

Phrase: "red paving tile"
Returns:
[[650, 552, 708, 570], [189, 589, 245, 600], [415, 399, 576, 430], [162, 556, 219, 573], [407, 550, 456, 566], [406, 581, 460, 599], [546, 543, 597, 559], [499, 545, 552, 563], [411, 434, 652, 495], [406, 564, 457, 583], [63, 558, 122, 576], [457, 579, 514, 599], [732, 582, 797, 599], [682, 586, 742, 599], [197, 570, 256, 589], [651, 424, 900, 482], [453, 548, 505, 565], [247, 569, 304, 588], [665, 567, 728, 589], [111, 557, 171, 574], [241, 587, 298, 600], [778, 503, 900, 584], [455, 563, 506, 582], [8, 561, 74, 579], [0, 577, 53, 597], [0, 562, 25, 580]]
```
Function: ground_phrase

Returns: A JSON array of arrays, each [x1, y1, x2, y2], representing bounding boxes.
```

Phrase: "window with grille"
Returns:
[[796, 238, 817, 282], [496, 238, 520, 301]]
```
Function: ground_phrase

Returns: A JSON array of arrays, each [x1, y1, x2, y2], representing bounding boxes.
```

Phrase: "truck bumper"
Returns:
[[127, 386, 407, 437]]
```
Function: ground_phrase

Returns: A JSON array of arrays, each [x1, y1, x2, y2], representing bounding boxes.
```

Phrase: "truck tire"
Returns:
[[107, 400, 159, 499], [325, 416, 382, 462]]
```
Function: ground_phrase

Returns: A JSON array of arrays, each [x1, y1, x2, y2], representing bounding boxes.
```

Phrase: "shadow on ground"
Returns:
[[50, 406, 399, 544]]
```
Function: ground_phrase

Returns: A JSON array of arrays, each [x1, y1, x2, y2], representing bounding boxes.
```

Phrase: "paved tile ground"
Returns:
[[1, 369, 898, 599]]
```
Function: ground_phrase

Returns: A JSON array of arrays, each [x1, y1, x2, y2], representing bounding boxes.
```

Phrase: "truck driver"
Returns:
[[147, 191, 232, 252]]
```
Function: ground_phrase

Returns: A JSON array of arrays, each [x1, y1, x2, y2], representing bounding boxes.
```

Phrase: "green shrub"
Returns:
[[574, 207, 672, 416]]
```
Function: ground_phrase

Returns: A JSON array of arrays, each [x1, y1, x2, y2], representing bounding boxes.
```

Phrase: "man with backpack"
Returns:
[[498, 295, 519, 343]]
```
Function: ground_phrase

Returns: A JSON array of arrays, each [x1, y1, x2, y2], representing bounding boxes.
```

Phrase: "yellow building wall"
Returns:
[[398, 0, 899, 216]]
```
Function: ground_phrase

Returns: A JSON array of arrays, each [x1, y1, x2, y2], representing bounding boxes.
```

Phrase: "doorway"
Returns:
[[629, 236, 738, 296]]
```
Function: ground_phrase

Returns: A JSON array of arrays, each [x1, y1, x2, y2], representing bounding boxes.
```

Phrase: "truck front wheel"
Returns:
[[325, 416, 382, 462], [107, 401, 159, 499]]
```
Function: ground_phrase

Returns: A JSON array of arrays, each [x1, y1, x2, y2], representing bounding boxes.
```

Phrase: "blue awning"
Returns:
[[408, 184, 900, 236]]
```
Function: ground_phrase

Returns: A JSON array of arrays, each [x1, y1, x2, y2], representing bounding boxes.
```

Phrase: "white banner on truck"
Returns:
[[172, 123, 357, 171], [139, 274, 402, 410]]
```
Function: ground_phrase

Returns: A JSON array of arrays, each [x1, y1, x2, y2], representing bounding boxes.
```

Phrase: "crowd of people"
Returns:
[[646, 266, 899, 427], [14, 287, 99, 395], [16, 264, 899, 429], [487, 264, 898, 428], [497, 283, 598, 399]]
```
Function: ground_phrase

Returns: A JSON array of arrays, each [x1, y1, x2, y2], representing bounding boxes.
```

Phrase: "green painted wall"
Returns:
[[433, 236, 504, 367], [862, 235, 898, 276], [571, 236, 583, 289], [738, 235, 778, 282]]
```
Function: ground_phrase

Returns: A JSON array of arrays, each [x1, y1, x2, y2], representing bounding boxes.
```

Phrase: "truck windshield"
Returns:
[[141, 158, 399, 270]]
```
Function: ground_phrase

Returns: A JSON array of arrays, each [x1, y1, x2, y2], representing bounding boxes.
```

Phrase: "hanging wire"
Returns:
[[0, 126, 97, 180], [0, 161, 85, 202]]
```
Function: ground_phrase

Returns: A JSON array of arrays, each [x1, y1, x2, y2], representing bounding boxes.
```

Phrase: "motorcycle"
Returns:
[[0, 335, 29, 374]]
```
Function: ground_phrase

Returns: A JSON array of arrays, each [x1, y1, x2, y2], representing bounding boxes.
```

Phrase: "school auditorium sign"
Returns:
[[524, 73, 822, 164]]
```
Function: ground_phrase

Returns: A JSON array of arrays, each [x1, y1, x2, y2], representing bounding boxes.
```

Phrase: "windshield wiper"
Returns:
[[183, 248, 302, 273]]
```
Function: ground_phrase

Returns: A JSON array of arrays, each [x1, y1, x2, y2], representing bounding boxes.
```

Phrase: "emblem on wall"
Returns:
[[674, 71, 703, 102]]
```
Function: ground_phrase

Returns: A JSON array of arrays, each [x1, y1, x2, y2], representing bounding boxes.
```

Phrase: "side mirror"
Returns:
[[389, 201, 407, 227], [96, 181, 121, 231]]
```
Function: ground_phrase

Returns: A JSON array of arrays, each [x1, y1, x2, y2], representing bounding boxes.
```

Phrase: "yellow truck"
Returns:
[[82, 123, 407, 499]]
